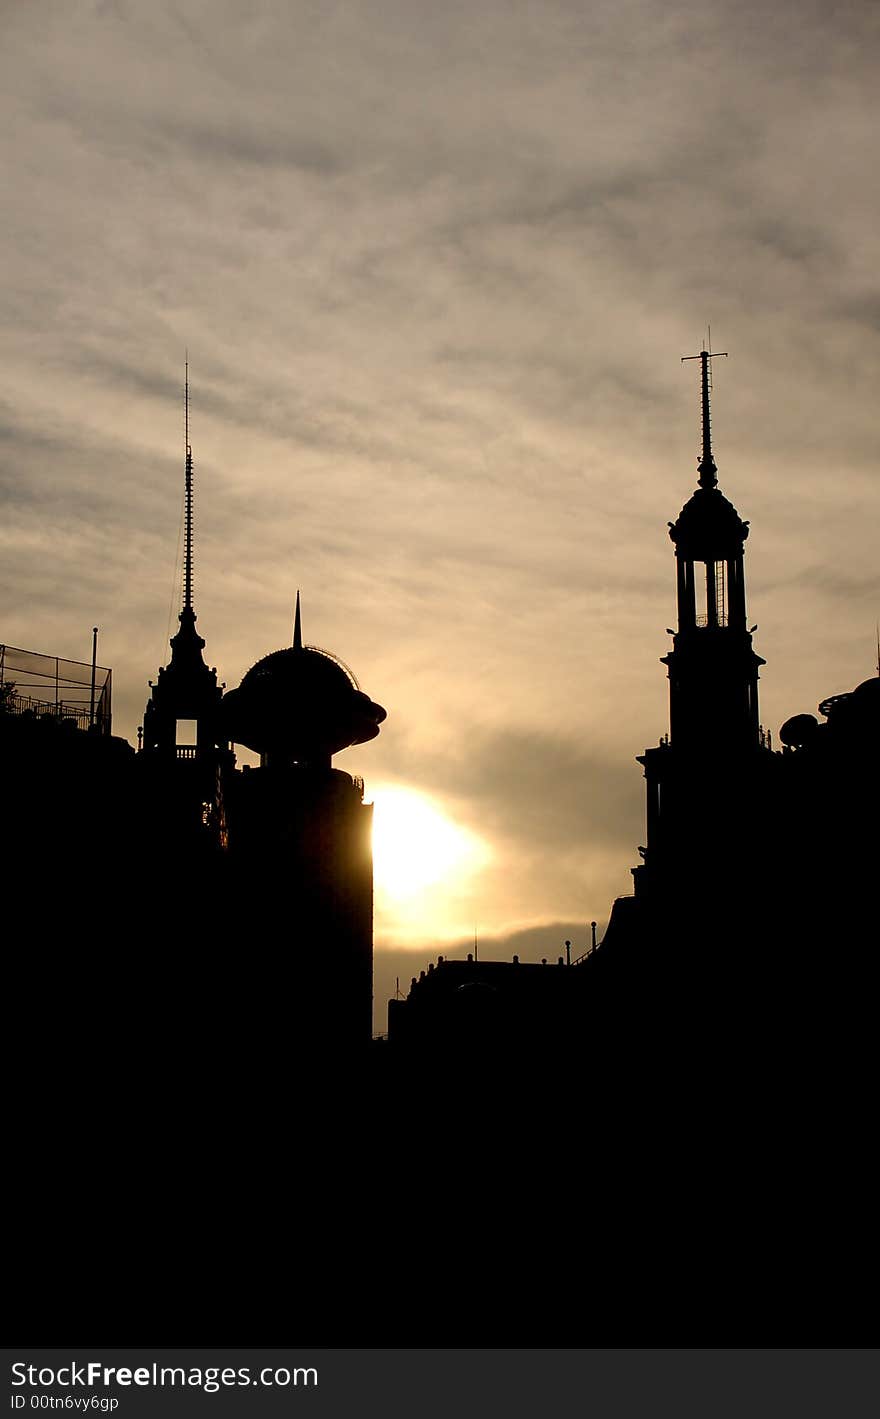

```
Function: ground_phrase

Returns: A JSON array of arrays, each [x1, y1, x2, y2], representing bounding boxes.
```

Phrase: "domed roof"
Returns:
[[221, 639, 386, 762], [817, 673, 878, 744], [851, 674, 880, 706], [242, 643, 358, 698], [779, 713, 820, 749], [669, 486, 749, 560]]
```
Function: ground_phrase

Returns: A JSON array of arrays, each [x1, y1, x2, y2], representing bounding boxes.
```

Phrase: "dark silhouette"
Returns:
[[220, 591, 386, 1051], [379, 354, 876, 1346], [5, 357, 875, 1342], [389, 350, 875, 1080], [137, 380, 387, 1059]]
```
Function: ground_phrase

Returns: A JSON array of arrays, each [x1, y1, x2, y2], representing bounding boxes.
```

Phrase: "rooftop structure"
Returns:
[[222, 592, 386, 768], [142, 367, 225, 758], [0, 640, 112, 734]]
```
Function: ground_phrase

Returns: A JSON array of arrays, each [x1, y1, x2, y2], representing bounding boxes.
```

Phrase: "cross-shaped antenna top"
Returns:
[[682, 336, 728, 487]]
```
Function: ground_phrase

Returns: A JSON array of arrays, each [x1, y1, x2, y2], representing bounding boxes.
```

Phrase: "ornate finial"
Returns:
[[183, 357, 194, 613], [682, 336, 728, 489], [293, 590, 303, 651]]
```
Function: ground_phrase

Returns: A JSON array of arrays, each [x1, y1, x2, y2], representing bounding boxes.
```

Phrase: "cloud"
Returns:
[[426, 725, 642, 851], [2, 0, 879, 979]]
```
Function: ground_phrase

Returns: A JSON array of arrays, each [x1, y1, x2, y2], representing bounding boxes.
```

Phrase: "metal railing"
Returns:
[[0, 691, 95, 732], [0, 642, 112, 734]]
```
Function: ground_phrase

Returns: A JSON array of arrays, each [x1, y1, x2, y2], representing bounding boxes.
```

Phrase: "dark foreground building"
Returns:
[[592, 352, 876, 1092], [137, 403, 386, 1058], [5, 362, 875, 1343], [4, 393, 386, 1090], [388, 352, 876, 1104], [220, 593, 385, 1051], [372, 354, 876, 1343]]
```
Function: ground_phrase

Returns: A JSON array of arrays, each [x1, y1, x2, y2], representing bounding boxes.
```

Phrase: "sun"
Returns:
[[371, 785, 485, 902]]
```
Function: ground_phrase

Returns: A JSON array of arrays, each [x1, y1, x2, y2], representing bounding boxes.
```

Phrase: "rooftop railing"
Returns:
[[0, 642, 112, 734]]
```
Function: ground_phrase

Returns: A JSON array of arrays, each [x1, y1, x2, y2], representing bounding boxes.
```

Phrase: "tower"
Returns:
[[142, 368, 225, 759], [633, 347, 770, 906], [662, 347, 764, 751], [221, 594, 386, 1051], [140, 371, 229, 862]]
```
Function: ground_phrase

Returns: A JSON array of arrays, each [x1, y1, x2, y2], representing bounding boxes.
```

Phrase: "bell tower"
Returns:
[[662, 346, 764, 751], [632, 346, 770, 905]]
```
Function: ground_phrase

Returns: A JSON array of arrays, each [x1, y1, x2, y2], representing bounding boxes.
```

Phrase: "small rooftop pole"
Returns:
[[89, 626, 98, 729]]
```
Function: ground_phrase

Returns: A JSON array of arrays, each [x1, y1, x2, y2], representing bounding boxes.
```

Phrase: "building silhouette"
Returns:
[[369, 349, 875, 1346], [140, 378, 232, 875], [0, 639, 133, 893], [221, 592, 386, 1050], [138, 383, 387, 1056], [142, 383, 225, 764], [3, 379, 386, 1076], [4, 358, 875, 1342], [609, 346, 775, 948], [387, 351, 877, 1091], [599, 349, 875, 1065], [4, 360, 872, 1075]]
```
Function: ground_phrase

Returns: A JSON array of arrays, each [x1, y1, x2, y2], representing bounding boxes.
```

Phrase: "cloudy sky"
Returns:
[[3, 0, 878, 1020]]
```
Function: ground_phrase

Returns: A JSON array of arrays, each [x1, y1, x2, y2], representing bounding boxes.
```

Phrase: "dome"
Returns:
[[669, 486, 749, 561], [221, 642, 386, 763], [779, 713, 820, 749], [817, 674, 879, 744], [851, 675, 880, 708]]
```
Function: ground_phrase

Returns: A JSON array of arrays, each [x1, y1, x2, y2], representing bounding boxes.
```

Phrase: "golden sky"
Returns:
[[2, 2, 878, 1024]]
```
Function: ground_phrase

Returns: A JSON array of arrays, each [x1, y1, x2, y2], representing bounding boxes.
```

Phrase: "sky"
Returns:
[[2, 0, 878, 1023]]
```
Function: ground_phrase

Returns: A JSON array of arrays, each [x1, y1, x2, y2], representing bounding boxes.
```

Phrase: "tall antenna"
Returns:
[[682, 336, 728, 489], [183, 357, 194, 613]]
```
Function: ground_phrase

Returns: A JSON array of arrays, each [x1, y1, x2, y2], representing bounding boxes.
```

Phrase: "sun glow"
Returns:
[[371, 785, 487, 902]]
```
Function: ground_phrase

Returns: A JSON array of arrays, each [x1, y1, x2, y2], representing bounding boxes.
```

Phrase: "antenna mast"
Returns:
[[183, 358, 194, 613], [682, 336, 728, 488]]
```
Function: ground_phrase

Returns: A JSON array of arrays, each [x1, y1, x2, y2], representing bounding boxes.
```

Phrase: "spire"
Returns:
[[293, 591, 303, 651], [183, 357, 194, 614], [167, 359, 206, 671], [682, 338, 727, 489], [697, 349, 716, 487]]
